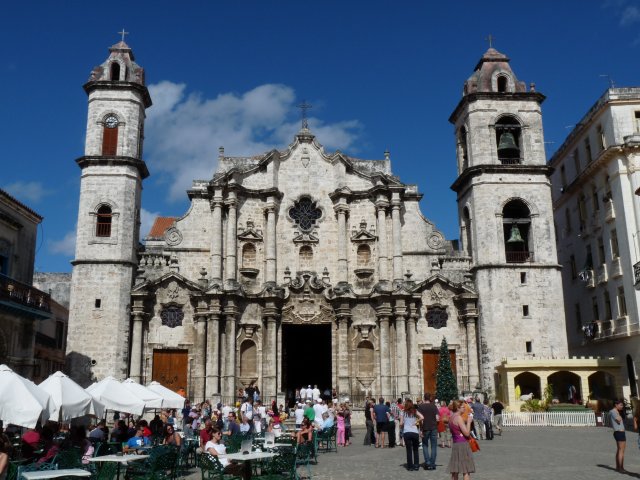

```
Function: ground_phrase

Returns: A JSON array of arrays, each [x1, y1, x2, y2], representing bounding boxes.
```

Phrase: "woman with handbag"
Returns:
[[447, 400, 476, 480]]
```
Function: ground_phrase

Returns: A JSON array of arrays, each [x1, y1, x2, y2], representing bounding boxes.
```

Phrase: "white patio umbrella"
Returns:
[[0, 364, 53, 428], [86, 376, 145, 416], [39, 371, 105, 422], [146, 381, 186, 409], [121, 378, 163, 410]]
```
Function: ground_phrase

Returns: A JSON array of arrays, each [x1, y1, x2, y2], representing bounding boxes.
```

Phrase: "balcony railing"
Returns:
[[506, 251, 533, 263], [499, 157, 523, 165], [0, 274, 51, 314]]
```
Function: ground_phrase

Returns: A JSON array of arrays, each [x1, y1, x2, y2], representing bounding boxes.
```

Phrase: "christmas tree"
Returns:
[[436, 337, 458, 403]]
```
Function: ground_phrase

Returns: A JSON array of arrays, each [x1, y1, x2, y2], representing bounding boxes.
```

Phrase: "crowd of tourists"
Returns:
[[363, 394, 504, 479]]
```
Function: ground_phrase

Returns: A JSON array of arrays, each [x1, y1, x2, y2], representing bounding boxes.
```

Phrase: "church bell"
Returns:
[[497, 132, 519, 155], [507, 224, 524, 243]]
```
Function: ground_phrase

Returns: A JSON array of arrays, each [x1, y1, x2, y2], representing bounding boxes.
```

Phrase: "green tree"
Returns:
[[436, 337, 458, 403]]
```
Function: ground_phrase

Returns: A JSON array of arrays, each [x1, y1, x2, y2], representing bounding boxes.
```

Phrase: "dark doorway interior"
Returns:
[[282, 324, 332, 401]]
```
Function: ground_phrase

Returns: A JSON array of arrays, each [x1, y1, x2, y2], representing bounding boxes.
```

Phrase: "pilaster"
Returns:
[[225, 191, 238, 281], [265, 200, 278, 283], [394, 301, 408, 394], [210, 192, 224, 281]]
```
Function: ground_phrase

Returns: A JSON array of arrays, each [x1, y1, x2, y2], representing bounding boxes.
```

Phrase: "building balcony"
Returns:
[[596, 264, 608, 284], [0, 274, 51, 319], [505, 251, 534, 263], [611, 257, 623, 278], [605, 200, 615, 222]]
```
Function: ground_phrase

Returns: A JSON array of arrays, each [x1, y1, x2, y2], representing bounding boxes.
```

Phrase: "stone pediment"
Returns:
[[292, 230, 319, 244], [237, 219, 263, 242], [412, 273, 477, 300], [350, 218, 377, 242], [131, 271, 204, 294]]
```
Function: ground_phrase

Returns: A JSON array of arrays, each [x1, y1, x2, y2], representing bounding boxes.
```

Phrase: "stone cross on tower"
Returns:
[[297, 100, 312, 129], [485, 34, 494, 48], [118, 29, 129, 43]]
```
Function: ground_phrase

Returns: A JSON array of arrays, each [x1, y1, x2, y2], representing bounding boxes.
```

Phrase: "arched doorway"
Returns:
[[588, 371, 616, 400], [548, 371, 582, 403], [514, 372, 541, 399], [627, 355, 638, 398]]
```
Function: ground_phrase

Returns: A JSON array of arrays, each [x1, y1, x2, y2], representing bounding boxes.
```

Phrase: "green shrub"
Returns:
[[520, 399, 546, 412]]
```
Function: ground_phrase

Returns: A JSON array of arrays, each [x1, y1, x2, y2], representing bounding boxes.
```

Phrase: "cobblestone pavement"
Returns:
[[185, 426, 640, 479]]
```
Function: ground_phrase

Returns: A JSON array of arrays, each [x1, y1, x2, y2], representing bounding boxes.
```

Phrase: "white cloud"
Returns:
[[140, 207, 162, 242], [50, 229, 76, 256], [145, 82, 362, 200], [2, 181, 51, 203], [620, 5, 640, 25]]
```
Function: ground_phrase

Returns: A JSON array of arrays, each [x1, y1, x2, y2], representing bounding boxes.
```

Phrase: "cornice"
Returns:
[[450, 164, 552, 193], [83, 80, 152, 108], [76, 155, 150, 179]]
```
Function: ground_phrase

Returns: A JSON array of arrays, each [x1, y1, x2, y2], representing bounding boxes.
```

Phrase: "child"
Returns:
[[336, 408, 346, 446]]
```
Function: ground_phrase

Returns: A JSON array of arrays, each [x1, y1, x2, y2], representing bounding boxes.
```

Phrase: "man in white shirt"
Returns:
[[240, 397, 254, 432], [300, 386, 307, 401], [312, 385, 321, 402], [306, 385, 314, 401], [221, 404, 233, 430], [294, 403, 305, 428], [313, 399, 324, 427]]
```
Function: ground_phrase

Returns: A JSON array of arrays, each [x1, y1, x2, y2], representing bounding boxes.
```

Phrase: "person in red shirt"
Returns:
[[199, 420, 213, 453]]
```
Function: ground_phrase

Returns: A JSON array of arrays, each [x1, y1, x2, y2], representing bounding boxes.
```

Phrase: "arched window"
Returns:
[[503, 200, 531, 263], [458, 126, 469, 170], [102, 115, 119, 156], [357, 245, 371, 266], [496, 116, 521, 164], [497, 75, 508, 93], [299, 245, 313, 270], [110, 62, 120, 81], [463, 207, 472, 255], [357, 341, 374, 377], [240, 340, 257, 377], [242, 243, 256, 268], [96, 205, 112, 237]]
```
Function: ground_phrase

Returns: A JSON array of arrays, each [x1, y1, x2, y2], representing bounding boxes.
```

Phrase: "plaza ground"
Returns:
[[187, 426, 640, 479]]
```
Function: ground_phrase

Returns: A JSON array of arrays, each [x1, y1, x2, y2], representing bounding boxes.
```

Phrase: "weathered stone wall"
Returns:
[[33, 272, 72, 308]]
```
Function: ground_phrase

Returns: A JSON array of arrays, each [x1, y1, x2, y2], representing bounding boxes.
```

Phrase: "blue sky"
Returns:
[[2, 1, 640, 273]]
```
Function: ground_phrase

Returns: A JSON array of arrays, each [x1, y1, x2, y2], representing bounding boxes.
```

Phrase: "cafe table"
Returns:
[[225, 451, 277, 480], [21, 469, 91, 480], [88, 454, 148, 480]]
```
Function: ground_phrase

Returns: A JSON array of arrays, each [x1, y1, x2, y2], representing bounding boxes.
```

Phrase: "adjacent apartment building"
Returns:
[[550, 87, 640, 400]]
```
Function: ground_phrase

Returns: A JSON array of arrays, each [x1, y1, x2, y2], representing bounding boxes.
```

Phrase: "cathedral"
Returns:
[[66, 41, 568, 404]]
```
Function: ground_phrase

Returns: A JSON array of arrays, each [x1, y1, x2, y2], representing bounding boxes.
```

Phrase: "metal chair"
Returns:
[[197, 453, 241, 480], [16, 462, 58, 480]]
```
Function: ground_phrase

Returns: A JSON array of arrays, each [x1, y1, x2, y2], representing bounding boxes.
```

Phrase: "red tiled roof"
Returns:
[[148, 217, 176, 238]]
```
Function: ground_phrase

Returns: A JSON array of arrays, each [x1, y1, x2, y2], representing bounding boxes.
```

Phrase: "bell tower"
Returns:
[[450, 48, 567, 392], [67, 38, 152, 385]]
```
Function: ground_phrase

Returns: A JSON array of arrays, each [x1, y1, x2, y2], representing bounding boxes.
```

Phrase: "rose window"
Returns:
[[288, 197, 322, 231]]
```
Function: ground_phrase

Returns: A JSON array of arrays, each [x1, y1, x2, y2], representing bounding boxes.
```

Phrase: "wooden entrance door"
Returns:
[[152, 349, 188, 393], [422, 349, 457, 395]]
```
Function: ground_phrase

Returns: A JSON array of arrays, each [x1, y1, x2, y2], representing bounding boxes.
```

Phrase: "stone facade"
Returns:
[[550, 87, 640, 399], [66, 43, 568, 403]]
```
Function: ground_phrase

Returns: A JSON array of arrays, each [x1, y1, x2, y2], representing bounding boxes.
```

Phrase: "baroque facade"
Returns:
[[550, 87, 640, 400], [66, 41, 568, 404]]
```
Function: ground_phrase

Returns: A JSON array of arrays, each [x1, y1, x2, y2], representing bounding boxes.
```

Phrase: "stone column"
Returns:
[[205, 311, 221, 399], [194, 311, 207, 401], [394, 305, 408, 395], [465, 317, 480, 390], [210, 194, 224, 281], [265, 202, 277, 283], [129, 312, 144, 382], [336, 310, 350, 394], [390, 195, 404, 282], [224, 307, 238, 399], [378, 315, 391, 397], [263, 313, 278, 399], [225, 192, 237, 281], [376, 200, 389, 281], [335, 204, 349, 283], [407, 306, 420, 395]]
